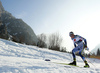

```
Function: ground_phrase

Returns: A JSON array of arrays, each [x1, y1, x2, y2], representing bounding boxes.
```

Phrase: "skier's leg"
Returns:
[[72, 46, 80, 61], [79, 45, 90, 67], [69, 46, 80, 65], [79, 50, 86, 61], [72, 49, 76, 61]]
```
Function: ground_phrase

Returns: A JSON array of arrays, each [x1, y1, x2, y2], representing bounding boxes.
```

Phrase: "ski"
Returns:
[[53, 62, 89, 68], [44, 59, 89, 68], [56, 63, 81, 68], [59, 63, 80, 67]]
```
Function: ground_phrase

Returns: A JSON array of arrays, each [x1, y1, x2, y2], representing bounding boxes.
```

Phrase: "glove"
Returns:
[[85, 47, 89, 51], [84, 45, 87, 48]]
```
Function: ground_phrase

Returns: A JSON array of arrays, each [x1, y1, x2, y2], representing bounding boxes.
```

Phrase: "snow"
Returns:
[[0, 39, 100, 73]]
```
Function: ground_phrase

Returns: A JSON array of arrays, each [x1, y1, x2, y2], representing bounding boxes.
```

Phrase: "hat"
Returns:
[[69, 31, 74, 36]]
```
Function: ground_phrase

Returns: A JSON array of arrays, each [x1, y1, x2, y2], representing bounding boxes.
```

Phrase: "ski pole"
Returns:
[[82, 49, 96, 67], [87, 50, 93, 55], [88, 50, 100, 60]]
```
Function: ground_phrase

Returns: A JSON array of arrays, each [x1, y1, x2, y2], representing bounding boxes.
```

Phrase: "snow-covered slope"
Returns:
[[0, 39, 100, 73]]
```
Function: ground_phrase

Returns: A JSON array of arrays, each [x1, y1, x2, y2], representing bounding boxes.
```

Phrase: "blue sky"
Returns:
[[1, 0, 100, 51]]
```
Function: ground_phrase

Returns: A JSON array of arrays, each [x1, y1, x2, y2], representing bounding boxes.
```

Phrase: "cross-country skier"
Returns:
[[69, 31, 90, 68]]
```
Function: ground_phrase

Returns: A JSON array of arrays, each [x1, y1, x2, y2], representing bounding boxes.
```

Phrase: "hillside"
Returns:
[[0, 39, 100, 73], [0, 1, 38, 45]]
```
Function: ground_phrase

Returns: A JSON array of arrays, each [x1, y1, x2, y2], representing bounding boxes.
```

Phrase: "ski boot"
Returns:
[[69, 61, 76, 66], [84, 60, 90, 68]]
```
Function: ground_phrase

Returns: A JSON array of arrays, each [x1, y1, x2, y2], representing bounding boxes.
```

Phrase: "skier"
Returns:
[[69, 31, 90, 68]]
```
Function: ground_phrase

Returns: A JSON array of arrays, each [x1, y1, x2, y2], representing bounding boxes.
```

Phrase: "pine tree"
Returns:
[[99, 49, 100, 56], [97, 48, 100, 56]]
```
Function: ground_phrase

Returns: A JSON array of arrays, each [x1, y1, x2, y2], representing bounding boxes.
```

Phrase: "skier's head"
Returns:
[[69, 31, 74, 38]]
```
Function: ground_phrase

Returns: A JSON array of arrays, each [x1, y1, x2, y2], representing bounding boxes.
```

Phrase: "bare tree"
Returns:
[[48, 32, 63, 51], [37, 33, 47, 48]]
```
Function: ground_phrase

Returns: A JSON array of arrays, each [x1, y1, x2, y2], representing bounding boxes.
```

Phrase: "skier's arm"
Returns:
[[84, 38, 87, 48], [74, 43, 76, 47]]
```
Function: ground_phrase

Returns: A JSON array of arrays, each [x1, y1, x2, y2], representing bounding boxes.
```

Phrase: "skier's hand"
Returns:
[[85, 47, 89, 50], [84, 45, 87, 48]]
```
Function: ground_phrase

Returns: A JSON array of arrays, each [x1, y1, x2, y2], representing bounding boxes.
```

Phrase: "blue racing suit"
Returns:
[[71, 35, 87, 61]]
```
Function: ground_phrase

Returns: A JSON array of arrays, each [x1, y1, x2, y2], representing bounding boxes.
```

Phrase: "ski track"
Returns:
[[0, 39, 100, 73]]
